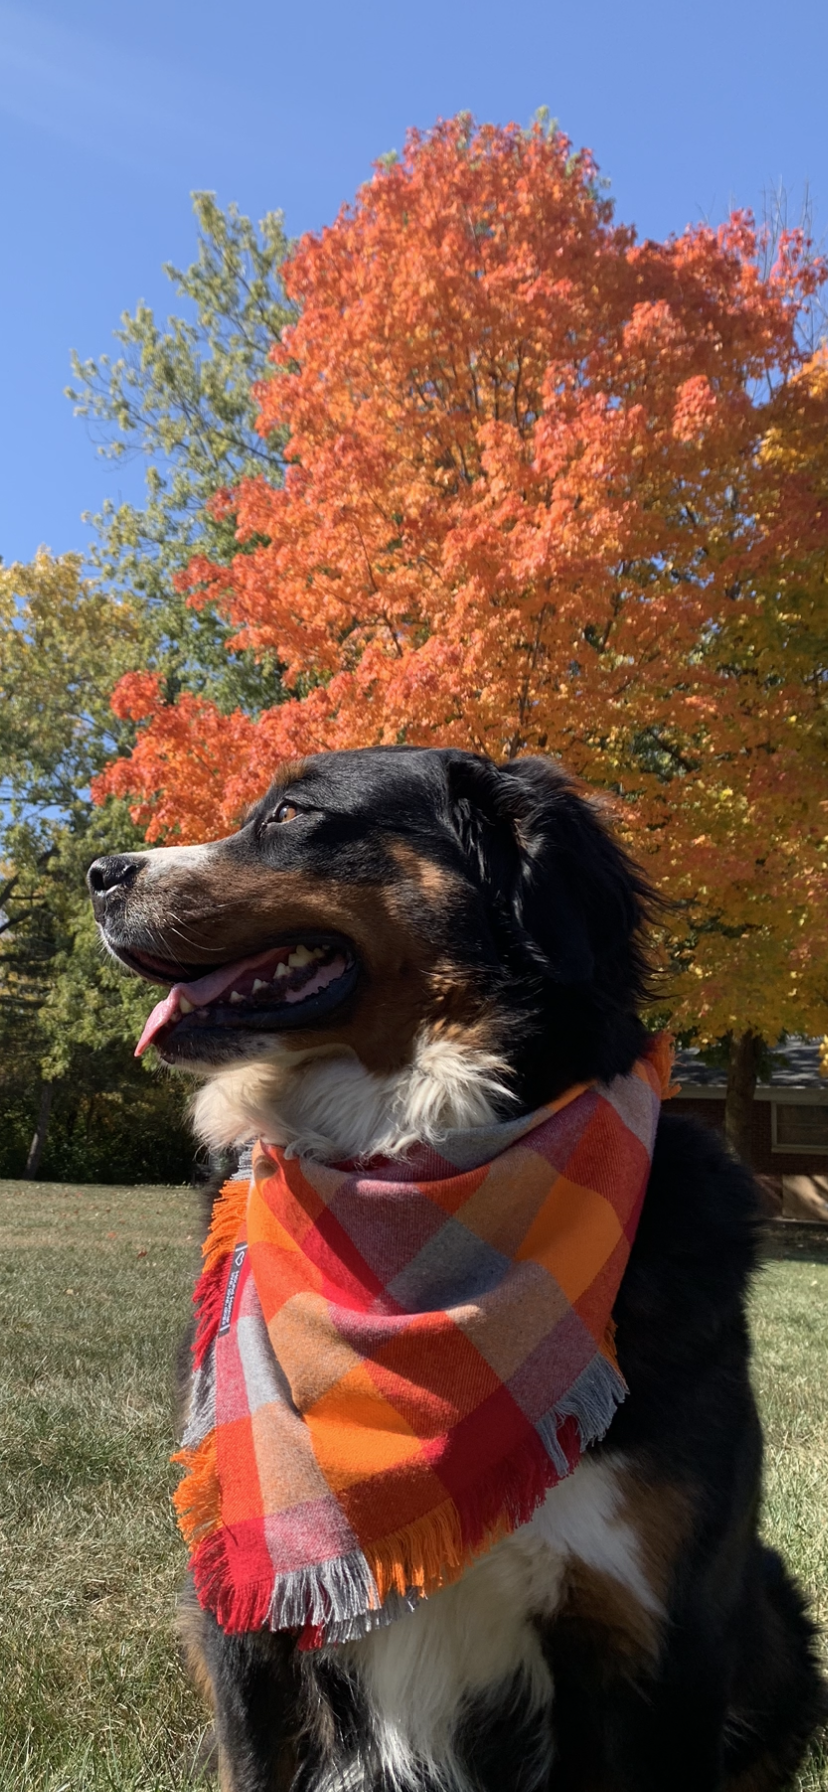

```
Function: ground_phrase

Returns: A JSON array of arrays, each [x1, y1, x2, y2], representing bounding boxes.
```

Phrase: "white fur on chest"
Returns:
[[323, 1454, 658, 1792]]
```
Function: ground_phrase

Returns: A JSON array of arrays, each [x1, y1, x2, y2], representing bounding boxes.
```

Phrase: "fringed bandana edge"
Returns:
[[174, 1035, 674, 1648]]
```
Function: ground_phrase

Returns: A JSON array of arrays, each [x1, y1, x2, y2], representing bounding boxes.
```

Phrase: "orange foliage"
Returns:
[[95, 118, 828, 1044]]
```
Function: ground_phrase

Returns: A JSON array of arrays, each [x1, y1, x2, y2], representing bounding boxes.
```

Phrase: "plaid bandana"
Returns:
[[175, 1037, 672, 1647]]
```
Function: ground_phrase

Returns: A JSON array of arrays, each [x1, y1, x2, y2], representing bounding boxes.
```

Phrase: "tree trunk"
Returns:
[[24, 1079, 55, 1179], [724, 1031, 763, 1166]]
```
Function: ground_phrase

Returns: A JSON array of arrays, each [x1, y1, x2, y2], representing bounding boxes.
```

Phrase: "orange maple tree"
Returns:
[[96, 117, 828, 1142]]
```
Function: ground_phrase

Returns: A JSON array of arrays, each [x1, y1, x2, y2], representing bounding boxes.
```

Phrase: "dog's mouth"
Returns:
[[130, 935, 359, 1061]]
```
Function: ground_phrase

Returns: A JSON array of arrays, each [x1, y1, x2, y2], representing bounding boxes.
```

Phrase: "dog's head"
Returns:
[[88, 748, 652, 1154]]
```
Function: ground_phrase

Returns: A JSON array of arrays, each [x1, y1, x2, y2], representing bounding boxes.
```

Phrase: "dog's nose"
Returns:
[[87, 854, 141, 902]]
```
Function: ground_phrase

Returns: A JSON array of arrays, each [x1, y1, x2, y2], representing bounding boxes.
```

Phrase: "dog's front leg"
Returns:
[[179, 1590, 302, 1792], [544, 1615, 728, 1792], [212, 1627, 302, 1792]]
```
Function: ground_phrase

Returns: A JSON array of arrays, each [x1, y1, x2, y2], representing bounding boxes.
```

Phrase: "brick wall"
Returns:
[[671, 1095, 828, 1178]]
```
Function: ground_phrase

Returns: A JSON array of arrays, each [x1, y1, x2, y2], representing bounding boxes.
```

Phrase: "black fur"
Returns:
[[441, 752, 653, 1104], [88, 747, 826, 1790]]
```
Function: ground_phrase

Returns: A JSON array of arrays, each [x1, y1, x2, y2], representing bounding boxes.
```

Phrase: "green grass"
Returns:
[[0, 1181, 208, 1792], [0, 1180, 826, 1791], [751, 1260, 828, 1789]]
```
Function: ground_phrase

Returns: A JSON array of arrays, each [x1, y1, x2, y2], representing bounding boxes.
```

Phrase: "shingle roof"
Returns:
[[674, 1036, 825, 1090]]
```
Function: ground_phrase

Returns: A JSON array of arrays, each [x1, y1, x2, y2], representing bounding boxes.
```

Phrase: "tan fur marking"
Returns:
[[175, 1593, 215, 1713], [562, 1557, 660, 1661], [727, 1767, 784, 1792], [554, 1469, 690, 1668], [615, 1469, 692, 1607], [240, 761, 310, 825], [387, 837, 462, 900], [216, 1739, 298, 1792]]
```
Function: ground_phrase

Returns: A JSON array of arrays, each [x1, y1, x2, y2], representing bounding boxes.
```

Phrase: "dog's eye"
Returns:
[[269, 801, 299, 825]]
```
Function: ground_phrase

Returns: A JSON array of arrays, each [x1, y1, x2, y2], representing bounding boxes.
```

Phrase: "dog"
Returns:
[[88, 746, 825, 1792]]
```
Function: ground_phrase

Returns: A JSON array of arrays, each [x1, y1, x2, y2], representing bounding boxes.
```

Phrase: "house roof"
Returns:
[[674, 1036, 826, 1092]]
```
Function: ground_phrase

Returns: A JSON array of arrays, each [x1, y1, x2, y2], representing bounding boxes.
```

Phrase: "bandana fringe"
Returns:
[[202, 1177, 248, 1271], [172, 1431, 221, 1548], [189, 1526, 269, 1635], [536, 1351, 628, 1473], [189, 1534, 405, 1643], [271, 1550, 382, 1632], [182, 1359, 216, 1450], [315, 1584, 424, 1646]]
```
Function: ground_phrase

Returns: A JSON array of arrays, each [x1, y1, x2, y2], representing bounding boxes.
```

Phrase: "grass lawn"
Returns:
[[0, 1180, 826, 1792]]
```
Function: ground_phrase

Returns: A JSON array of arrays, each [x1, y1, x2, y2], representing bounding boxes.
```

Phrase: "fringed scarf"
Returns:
[[175, 1036, 673, 1648]]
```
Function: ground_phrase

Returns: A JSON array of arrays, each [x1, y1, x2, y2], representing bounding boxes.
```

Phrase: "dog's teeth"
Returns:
[[229, 990, 243, 1004], [288, 945, 313, 967], [274, 962, 289, 979], [311, 947, 325, 959], [252, 979, 268, 992], [179, 996, 193, 1014]]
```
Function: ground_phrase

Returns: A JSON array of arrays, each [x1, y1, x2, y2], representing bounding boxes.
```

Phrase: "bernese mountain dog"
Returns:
[[88, 747, 825, 1792]]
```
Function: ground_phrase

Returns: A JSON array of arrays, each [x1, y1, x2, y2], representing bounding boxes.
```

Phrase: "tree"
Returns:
[[67, 192, 295, 716], [94, 119, 828, 1156], [0, 551, 192, 1178]]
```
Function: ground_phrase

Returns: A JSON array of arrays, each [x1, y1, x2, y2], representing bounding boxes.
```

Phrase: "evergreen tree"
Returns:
[[67, 192, 294, 713]]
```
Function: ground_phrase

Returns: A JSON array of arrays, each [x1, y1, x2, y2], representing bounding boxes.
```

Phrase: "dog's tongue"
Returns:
[[134, 947, 288, 1058], [135, 990, 185, 1058]]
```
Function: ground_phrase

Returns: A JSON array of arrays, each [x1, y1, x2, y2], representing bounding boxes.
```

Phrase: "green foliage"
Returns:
[[0, 553, 145, 1060], [0, 814, 147, 1072], [0, 552, 194, 1178], [67, 193, 295, 715], [0, 1061, 195, 1184], [0, 549, 141, 818]]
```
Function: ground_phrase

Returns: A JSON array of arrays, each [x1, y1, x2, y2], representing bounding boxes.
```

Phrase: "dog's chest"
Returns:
[[321, 1454, 661, 1792]]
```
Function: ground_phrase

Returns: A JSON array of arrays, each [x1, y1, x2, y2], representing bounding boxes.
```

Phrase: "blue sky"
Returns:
[[2, 0, 826, 569]]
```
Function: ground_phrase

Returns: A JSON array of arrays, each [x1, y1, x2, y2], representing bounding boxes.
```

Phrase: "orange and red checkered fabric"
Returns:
[[174, 1038, 671, 1645]]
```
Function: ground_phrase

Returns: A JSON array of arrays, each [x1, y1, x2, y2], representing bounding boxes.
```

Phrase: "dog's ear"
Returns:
[[445, 754, 522, 906], [445, 753, 648, 999]]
